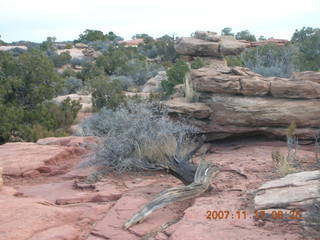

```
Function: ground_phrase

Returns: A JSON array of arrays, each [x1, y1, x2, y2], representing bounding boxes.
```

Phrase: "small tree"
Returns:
[[221, 27, 234, 36], [235, 30, 256, 42], [162, 60, 189, 95], [78, 29, 107, 42], [90, 75, 125, 111]]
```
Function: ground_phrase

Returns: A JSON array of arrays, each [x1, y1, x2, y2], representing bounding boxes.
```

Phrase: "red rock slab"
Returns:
[[88, 184, 188, 240], [28, 225, 80, 240], [166, 194, 301, 240], [16, 180, 122, 205], [0, 142, 85, 177], [0, 187, 81, 240], [164, 144, 309, 240]]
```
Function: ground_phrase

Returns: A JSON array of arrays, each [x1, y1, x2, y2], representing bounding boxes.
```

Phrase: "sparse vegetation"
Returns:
[[78, 101, 198, 181], [271, 151, 296, 177], [191, 57, 205, 69], [240, 43, 296, 77], [162, 60, 189, 95], [89, 75, 125, 111]]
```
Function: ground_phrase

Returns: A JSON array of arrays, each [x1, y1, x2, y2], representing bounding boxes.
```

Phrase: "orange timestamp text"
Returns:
[[206, 210, 303, 220]]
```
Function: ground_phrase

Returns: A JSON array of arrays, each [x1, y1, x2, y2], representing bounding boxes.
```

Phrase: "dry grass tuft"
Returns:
[[272, 151, 296, 177]]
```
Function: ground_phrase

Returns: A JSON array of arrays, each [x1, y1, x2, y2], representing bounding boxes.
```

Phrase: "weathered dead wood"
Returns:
[[123, 160, 219, 229]]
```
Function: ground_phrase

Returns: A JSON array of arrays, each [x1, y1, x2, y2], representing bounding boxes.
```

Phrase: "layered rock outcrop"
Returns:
[[167, 33, 320, 140], [175, 31, 249, 57]]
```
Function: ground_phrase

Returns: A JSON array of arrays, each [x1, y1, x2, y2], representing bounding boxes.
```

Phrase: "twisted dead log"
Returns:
[[123, 160, 219, 229]]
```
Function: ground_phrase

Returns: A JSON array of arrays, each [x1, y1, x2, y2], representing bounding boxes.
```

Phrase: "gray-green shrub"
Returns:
[[78, 101, 198, 176]]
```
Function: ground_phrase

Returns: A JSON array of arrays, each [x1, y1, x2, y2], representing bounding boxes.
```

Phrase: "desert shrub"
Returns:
[[0, 98, 81, 143], [271, 151, 296, 177], [162, 60, 189, 95], [70, 57, 91, 67], [0, 50, 63, 108], [191, 57, 205, 69], [65, 43, 73, 49], [117, 59, 163, 85], [293, 28, 320, 71], [137, 35, 177, 62], [0, 50, 79, 143], [88, 40, 111, 51], [96, 45, 163, 86], [89, 75, 125, 110], [78, 101, 198, 177], [110, 75, 135, 90], [50, 52, 72, 68], [240, 43, 296, 77], [40, 37, 57, 56], [225, 55, 243, 67], [61, 77, 83, 94], [78, 63, 105, 81], [61, 67, 77, 78]]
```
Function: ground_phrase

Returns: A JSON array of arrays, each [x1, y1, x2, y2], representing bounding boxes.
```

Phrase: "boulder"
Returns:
[[254, 170, 320, 210], [175, 37, 221, 57], [142, 71, 167, 93], [193, 31, 220, 42], [220, 35, 250, 55]]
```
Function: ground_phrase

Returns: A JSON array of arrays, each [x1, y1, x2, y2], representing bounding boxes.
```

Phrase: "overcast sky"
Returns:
[[1, 0, 319, 42]]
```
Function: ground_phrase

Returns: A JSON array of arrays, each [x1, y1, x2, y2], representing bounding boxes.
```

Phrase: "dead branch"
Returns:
[[123, 160, 219, 230]]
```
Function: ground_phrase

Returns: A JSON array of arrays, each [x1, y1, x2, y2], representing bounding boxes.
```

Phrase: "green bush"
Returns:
[[51, 52, 72, 68], [235, 30, 256, 42], [225, 55, 243, 67], [0, 98, 81, 143], [0, 50, 63, 108], [191, 57, 205, 69], [162, 60, 189, 95], [89, 75, 125, 111], [0, 50, 80, 144], [61, 77, 83, 94]]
